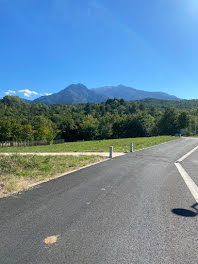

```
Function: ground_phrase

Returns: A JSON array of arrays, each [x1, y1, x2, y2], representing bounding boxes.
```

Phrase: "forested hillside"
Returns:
[[138, 98, 198, 111], [0, 96, 194, 143]]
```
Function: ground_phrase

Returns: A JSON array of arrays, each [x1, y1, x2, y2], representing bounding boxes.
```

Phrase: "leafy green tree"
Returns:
[[32, 116, 55, 143], [99, 114, 113, 139], [158, 107, 179, 135], [21, 124, 34, 141], [80, 115, 99, 140], [59, 117, 77, 141], [1, 96, 23, 106], [112, 116, 128, 138], [177, 112, 189, 129], [0, 118, 13, 141], [136, 114, 155, 136]]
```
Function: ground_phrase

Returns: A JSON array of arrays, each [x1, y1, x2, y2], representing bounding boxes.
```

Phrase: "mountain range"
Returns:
[[92, 84, 179, 101], [29, 84, 180, 105]]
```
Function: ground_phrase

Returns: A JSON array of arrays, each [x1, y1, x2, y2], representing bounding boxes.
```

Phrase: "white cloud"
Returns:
[[40, 93, 53, 96], [18, 89, 38, 97], [5, 90, 16, 95]]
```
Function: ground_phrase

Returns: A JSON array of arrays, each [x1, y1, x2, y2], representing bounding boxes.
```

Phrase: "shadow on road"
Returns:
[[172, 203, 198, 217]]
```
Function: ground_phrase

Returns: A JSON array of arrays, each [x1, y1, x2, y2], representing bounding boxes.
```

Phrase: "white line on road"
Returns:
[[175, 162, 198, 202], [175, 144, 198, 202], [177, 145, 198, 162]]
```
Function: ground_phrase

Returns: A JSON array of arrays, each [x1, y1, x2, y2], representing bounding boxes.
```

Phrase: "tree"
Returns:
[[80, 115, 99, 140], [177, 112, 189, 129], [158, 107, 179, 135], [136, 114, 155, 136], [1, 96, 23, 106], [59, 117, 77, 141], [32, 116, 55, 143], [0, 118, 13, 141], [99, 114, 113, 139], [21, 124, 34, 141]]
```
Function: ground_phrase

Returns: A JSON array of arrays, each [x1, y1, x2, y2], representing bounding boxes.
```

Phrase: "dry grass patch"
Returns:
[[44, 235, 59, 245], [0, 155, 104, 197]]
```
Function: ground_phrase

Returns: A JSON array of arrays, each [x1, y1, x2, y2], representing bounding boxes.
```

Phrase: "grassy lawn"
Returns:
[[0, 136, 176, 153], [0, 155, 104, 197]]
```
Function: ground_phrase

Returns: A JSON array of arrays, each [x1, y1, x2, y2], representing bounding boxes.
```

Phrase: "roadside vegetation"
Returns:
[[0, 96, 185, 197], [0, 96, 191, 145], [0, 155, 104, 197], [0, 136, 175, 153]]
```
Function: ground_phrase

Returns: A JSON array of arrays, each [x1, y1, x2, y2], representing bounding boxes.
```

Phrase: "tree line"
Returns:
[[0, 96, 192, 143]]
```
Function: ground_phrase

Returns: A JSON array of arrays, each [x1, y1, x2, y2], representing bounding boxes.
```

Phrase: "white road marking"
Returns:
[[177, 145, 198, 162], [175, 144, 198, 202], [175, 162, 198, 202]]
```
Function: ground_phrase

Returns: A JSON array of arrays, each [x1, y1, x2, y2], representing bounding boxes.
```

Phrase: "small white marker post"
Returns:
[[109, 146, 113, 158], [130, 143, 133, 152]]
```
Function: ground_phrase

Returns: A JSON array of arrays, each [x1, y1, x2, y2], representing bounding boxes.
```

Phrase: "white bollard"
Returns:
[[109, 146, 113, 158], [130, 143, 133, 152]]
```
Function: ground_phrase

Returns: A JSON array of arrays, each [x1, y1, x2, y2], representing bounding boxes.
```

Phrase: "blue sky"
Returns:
[[0, 0, 198, 100]]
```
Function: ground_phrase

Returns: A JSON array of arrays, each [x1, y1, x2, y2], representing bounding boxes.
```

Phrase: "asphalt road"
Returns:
[[1, 137, 198, 264]]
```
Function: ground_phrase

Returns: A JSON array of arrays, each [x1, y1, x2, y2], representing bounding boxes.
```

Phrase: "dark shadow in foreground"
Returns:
[[172, 203, 198, 217], [172, 208, 197, 217]]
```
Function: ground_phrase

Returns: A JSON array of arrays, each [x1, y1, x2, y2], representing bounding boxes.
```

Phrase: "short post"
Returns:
[[130, 143, 133, 152], [109, 146, 113, 158]]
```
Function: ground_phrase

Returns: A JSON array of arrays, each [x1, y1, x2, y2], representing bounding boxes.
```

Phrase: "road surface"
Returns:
[[1, 137, 198, 264]]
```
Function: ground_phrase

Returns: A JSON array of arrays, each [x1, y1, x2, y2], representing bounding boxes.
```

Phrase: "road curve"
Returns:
[[1, 137, 198, 264]]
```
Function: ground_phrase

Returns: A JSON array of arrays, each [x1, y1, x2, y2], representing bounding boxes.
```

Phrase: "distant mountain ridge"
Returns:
[[29, 83, 180, 105], [33, 84, 107, 105], [92, 84, 180, 101]]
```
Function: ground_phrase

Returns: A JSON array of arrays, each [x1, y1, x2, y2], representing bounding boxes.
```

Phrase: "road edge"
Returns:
[[0, 137, 180, 199]]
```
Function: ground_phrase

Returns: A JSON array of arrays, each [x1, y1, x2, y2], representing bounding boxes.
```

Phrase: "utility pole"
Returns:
[[195, 118, 197, 136]]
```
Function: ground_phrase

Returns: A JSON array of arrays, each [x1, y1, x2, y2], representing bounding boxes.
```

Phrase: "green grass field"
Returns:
[[0, 136, 176, 153], [0, 155, 104, 196]]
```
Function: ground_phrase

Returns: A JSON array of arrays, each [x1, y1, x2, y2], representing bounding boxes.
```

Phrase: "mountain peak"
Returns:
[[64, 83, 87, 91], [32, 83, 180, 105], [68, 83, 86, 88], [33, 83, 107, 105]]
